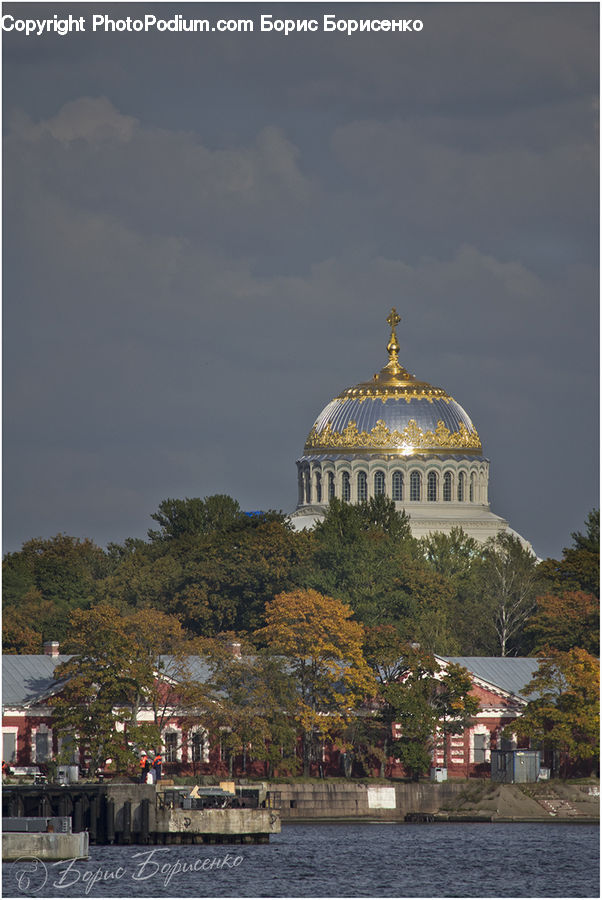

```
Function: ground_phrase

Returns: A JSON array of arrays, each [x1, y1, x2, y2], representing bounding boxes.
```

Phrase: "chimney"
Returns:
[[43, 640, 60, 658]]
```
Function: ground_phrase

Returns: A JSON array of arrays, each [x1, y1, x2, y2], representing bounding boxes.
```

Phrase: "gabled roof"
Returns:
[[2, 654, 216, 709], [440, 656, 540, 700], [157, 655, 213, 683], [3, 653, 542, 710], [2, 655, 73, 707]]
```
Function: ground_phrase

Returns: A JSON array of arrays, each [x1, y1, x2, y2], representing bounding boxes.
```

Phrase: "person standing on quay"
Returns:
[[139, 750, 150, 784]]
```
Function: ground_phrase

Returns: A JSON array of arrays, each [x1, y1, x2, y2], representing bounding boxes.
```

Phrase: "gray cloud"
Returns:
[[3, 2, 598, 559]]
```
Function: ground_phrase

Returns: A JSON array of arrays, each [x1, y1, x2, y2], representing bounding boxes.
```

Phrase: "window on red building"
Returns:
[[191, 733, 205, 763], [473, 733, 487, 764], [2, 732, 17, 763], [35, 731, 50, 763], [165, 732, 178, 763]]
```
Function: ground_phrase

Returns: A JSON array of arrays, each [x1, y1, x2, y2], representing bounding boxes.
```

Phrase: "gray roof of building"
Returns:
[[2, 654, 216, 708], [441, 656, 540, 700], [2, 655, 73, 707], [3, 653, 541, 708], [156, 655, 214, 685]]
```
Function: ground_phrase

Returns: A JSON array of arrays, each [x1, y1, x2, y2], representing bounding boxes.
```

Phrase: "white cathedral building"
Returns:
[[290, 308, 532, 550]]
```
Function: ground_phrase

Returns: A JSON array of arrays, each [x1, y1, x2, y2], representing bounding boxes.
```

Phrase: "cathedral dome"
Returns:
[[304, 309, 482, 457]]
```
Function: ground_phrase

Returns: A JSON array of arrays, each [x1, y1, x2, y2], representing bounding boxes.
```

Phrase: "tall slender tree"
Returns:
[[480, 533, 541, 656]]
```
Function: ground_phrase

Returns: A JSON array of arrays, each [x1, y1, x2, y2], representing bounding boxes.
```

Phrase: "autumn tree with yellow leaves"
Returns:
[[512, 647, 600, 775], [256, 589, 376, 776]]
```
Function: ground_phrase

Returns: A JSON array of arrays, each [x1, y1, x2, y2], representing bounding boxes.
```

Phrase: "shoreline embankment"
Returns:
[[267, 779, 600, 824]]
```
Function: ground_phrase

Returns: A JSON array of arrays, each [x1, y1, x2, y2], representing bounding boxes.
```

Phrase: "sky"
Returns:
[[2, 2, 599, 560]]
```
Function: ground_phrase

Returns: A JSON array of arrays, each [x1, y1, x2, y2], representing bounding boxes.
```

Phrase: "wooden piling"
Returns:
[[105, 798, 115, 844], [122, 800, 131, 845], [88, 795, 99, 844], [72, 798, 83, 833], [140, 798, 150, 844]]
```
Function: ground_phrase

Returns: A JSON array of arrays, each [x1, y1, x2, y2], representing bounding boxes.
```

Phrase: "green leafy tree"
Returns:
[[306, 498, 458, 650], [537, 510, 600, 598], [571, 509, 600, 555], [380, 647, 479, 778], [363, 624, 408, 682], [382, 644, 439, 779], [433, 663, 480, 767], [313, 496, 414, 544], [171, 519, 311, 634], [99, 549, 184, 612], [525, 591, 599, 655], [3, 534, 112, 643], [522, 512, 600, 656], [199, 637, 299, 777], [51, 606, 151, 773], [100, 506, 311, 635], [148, 495, 247, 541], [355, 625, 410, 775], [422, 528, 495, 654], [512, 648, 600, 775], [51, 606, 203, 773]]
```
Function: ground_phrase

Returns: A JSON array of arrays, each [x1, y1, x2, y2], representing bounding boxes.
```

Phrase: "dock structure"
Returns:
[[3, 818, 89, 861], [2, 783, 281, 850]]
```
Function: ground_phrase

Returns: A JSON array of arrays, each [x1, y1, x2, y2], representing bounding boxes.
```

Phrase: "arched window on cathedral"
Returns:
[[357, 471, 367, 502], [342, 472, 350, 502], [410, 471, 421, 501], [374, 471, 385, 496], [304, 470, 311, 503], [458, 472, 466, 502], [315, 472, 322, 503], [470, 472, 476, 503], [443, 471, 452, 502], [427, 471, 438, 502], [328, 472, 335, 500], [392, 470, 404, 501]]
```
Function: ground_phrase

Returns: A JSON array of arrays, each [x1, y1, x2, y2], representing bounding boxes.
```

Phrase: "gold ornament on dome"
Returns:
[[338, 386, 451, 404], [304, 418, 482, 454], [333, 308, 459, 403]]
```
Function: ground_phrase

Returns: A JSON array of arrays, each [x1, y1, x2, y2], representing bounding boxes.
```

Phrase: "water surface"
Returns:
[[3, 822, 599, 898]]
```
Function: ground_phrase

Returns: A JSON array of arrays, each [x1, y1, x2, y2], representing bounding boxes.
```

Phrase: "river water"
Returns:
[[3, 823, 599, 898]]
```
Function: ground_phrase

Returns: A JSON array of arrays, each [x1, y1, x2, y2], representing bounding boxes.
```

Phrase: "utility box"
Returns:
[[57, 766, 79, 785], [491, 750, 541, 783], [430, 767, 448, 782]]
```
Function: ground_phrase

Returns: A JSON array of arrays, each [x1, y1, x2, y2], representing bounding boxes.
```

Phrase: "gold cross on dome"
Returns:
[[384, 307, 402, 373], [387, 308, 401, 331]]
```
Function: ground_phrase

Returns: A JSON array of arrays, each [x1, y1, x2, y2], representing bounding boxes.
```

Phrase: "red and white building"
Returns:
[[2, 644, 539, 779], [417, 655, 537, 778]]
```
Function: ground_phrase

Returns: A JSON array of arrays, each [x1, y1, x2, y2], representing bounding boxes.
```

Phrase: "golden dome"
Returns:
[[304, 309, 482, 457]]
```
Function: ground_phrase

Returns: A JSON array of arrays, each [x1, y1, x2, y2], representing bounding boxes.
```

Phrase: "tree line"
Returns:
[[3, 497, 599, 659], [3, 499, 599, 777]]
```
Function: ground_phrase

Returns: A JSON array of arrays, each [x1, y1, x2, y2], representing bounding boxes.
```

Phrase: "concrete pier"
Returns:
[[2, 784, 281, 845], [160, 807, 280, 840], [3, 831, 89, 861]]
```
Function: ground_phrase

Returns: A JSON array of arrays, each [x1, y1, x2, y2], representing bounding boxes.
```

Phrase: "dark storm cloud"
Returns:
[[3, 2, 598, 559]]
